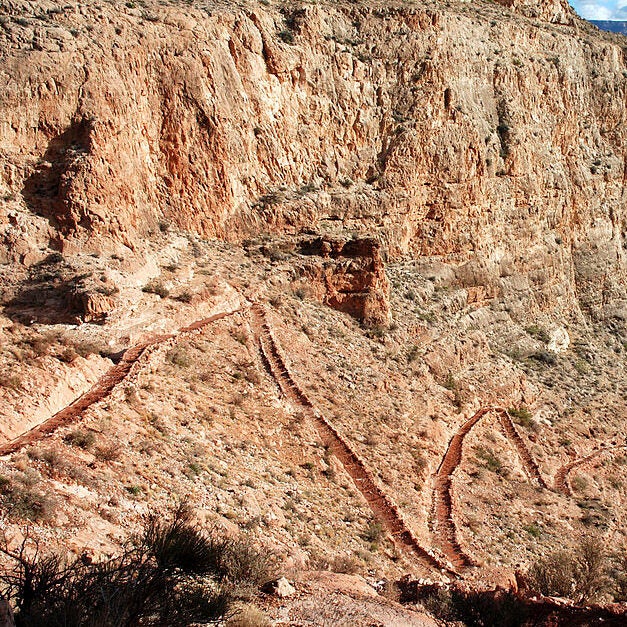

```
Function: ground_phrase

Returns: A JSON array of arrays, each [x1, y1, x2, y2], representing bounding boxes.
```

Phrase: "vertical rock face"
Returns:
[[297, 237, 391, 327], [493, 0, 574, 23], [0, 0, 626, 325]]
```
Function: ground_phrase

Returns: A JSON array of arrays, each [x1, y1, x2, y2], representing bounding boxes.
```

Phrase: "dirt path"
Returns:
[[250, 304, 454, 576], [0, 308, 242, 457], [497, 409, 547, 488], [554, 443, 626, 496], [432, 408, 491, 570]]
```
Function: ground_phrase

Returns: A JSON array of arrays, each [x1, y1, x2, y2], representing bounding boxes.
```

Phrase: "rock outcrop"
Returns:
[[0, 0, 626, 328], [296, 236, 391, 327]]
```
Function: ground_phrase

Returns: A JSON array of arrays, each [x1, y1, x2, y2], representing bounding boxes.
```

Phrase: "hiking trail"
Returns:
[[250, 303, 454, 576], [0, 308, 242, 457]]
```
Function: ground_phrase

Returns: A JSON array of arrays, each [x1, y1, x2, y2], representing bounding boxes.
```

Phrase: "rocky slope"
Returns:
[[1, 0, 627, 623]]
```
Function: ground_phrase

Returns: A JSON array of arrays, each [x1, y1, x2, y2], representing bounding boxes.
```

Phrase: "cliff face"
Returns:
[[0, 0, 626, 327], [4, 3, 627, 611]]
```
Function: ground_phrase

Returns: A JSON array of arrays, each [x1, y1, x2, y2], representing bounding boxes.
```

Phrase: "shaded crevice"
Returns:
[[22, 116, 96, 234]]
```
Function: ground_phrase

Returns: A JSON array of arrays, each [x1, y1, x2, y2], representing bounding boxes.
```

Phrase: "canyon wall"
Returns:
[[1, 0, 626, 324]]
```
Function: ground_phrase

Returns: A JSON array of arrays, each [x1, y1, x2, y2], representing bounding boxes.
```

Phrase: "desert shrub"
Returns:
[[417, 587, 458, 622], [329, 554, 361, 575], [443, 371, 457, 390], [525, 325, 550, 343], [226, 604, 271, 627], [361, 521, 384, 544], [0, 505, 275, 626], [0, 474, 56, 522], [26, 447, 65, 472], [278, 29, 294, 44], [175, 291, 194, 303], [407, 585, 529, 627], [365, 325, 386, 339], [311, 552, 361, 575], [570, 475, 589, 493], [507, 406, 534, 428], [529, 350, 557, 365], [474, 446, 504, 475], [64, 429, 96, 450], [167, 347, 190, 367], [406, 345, 421, 363], [24, 335, 56, 357], [93, 443, 121, 462], [527, 537, 610, 603], [142, 280, 169, 298], [523, 522, 542, 539]]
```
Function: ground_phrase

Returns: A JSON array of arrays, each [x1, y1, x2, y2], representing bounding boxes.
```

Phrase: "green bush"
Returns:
[[507, 406, 534, 428]]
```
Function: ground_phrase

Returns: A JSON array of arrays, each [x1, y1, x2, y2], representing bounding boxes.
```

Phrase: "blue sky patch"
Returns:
[[570, 0, 627, 20]]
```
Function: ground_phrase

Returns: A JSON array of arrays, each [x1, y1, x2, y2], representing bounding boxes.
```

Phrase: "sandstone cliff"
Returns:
[[2, 0, 627, 622], [1, 0, 626, 329]]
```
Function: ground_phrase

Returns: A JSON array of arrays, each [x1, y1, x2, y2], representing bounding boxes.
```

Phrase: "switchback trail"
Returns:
[[432, 407, 549, 570], [0, 308, 243, 457], [250, 304, 454, 576], [554, 442, 627, 496], [497, 409, 547, 488], [433, 408, 490, 570]]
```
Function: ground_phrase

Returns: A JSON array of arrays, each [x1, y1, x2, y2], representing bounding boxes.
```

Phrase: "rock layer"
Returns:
[[297, 236, 391, 326], [0, 0, 626, 327]]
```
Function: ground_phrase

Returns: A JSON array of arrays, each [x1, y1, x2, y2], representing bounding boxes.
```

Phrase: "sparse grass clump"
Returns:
[[361, 521, 384, 546], [167, 347, 190, 367], [523, 522, 542, 539], [525, 325, 550, 343], [443, 371, 457, 391], [474, 446, 505, 475], [227, 604, 271, 627], [142, 280, 169, 298], [93, 443, 121, 462], [571, 474, 589, 493], [63, 429, 96, 450], [175, 290, 194, 303], [0, 472, 56, 522], [507, 406, 534, 429]]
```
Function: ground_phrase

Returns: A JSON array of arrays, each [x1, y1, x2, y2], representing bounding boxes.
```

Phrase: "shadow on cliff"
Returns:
[[21, 116, 95, 237], [4, 252, 113, 326]]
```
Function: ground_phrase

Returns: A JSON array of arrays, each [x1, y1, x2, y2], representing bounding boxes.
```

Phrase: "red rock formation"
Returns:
[[296, 237, 391, 327]]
